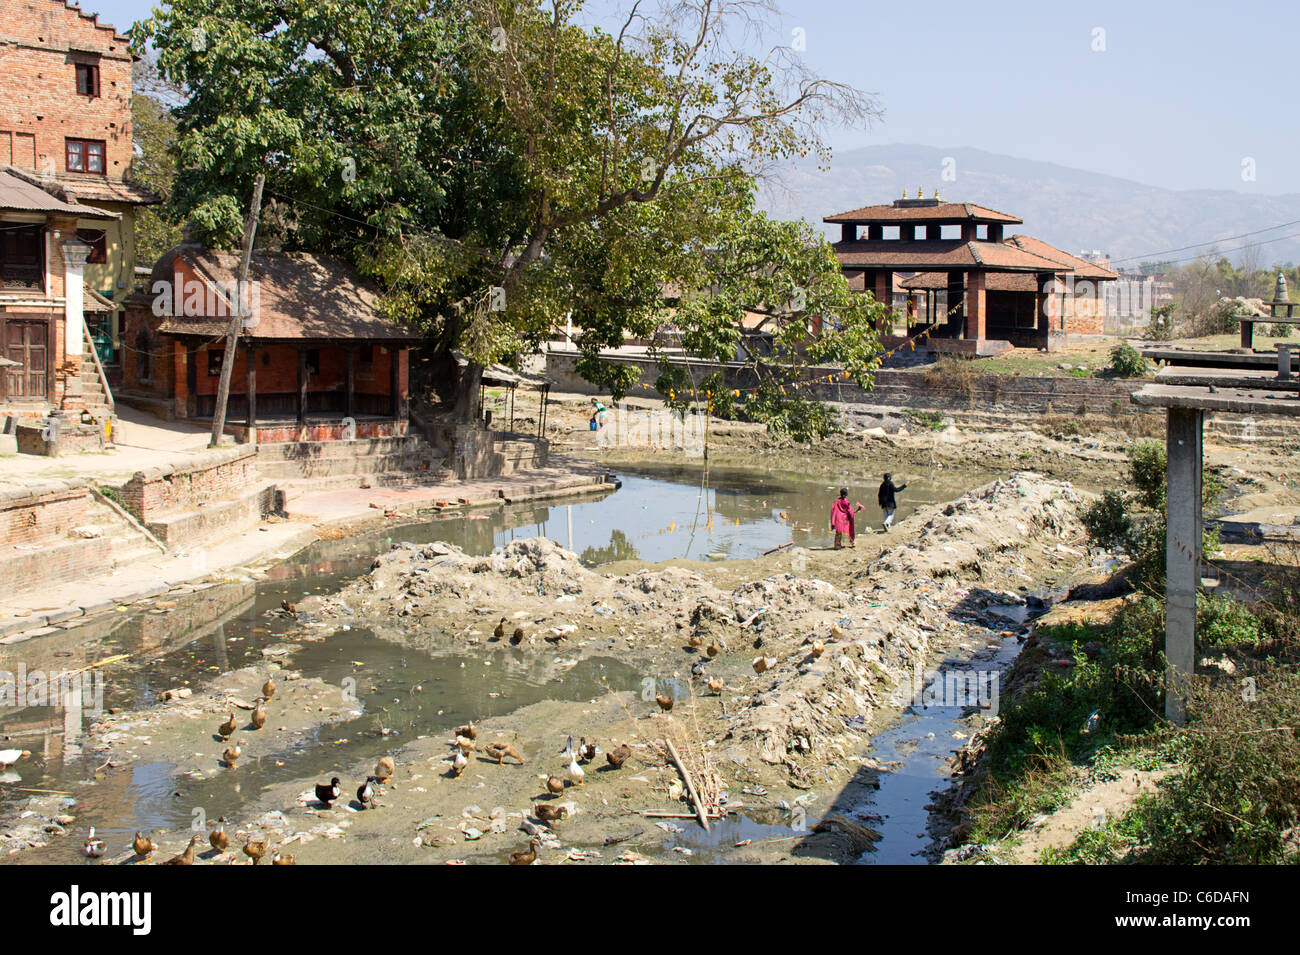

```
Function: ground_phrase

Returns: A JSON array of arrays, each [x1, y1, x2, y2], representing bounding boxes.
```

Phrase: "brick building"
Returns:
[[826, 194, 1117, 353], [120, 244, 421, 443], [0, 0, 159, 385]]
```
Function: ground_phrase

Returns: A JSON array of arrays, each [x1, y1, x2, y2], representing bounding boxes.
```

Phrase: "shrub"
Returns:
[[1271, 323, 1293, 338], [1143, 303, 1177, 341], [1107, 341, 1150, 378]]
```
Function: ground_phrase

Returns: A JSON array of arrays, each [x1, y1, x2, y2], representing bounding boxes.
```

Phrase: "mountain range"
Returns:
[[758, 144, 1300, 270]]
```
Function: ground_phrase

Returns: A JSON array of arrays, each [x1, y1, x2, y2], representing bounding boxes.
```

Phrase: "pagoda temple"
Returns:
[[825, 193, 1117, 354]]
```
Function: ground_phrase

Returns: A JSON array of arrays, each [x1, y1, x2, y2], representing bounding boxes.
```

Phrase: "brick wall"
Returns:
[[0, 536, 112, 590], [119, 445, 259, 522], [0, 2, 135, 182], [0, 480, 91, 547]]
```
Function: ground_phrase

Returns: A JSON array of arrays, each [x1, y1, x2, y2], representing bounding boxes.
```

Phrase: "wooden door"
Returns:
[[5, 320, 48, 398]]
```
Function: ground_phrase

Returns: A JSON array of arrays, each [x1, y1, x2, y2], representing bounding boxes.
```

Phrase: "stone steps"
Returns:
[[254, 435, 428, 461], [278, 469, 455, 501]]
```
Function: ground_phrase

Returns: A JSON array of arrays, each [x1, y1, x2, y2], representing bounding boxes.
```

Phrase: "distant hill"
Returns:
[[758, 144, 1300, 268]]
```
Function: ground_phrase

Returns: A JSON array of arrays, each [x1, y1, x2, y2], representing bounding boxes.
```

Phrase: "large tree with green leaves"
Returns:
[[136, 0, 885, 427]]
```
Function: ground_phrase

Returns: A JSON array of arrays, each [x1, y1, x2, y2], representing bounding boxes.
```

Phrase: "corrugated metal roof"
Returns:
[[0, 167, 118, 219]]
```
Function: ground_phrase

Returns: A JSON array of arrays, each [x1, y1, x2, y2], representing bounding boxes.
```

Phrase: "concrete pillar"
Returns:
[[61, 240, 92, 405], [1165, 406, 1203, 724]]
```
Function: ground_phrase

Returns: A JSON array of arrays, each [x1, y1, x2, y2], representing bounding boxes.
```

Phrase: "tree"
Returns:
[[131, 54, 185, 264], [135, 0, 881, 422]]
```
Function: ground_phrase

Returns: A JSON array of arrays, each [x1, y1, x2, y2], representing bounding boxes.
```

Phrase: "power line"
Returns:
[[1111, 218, 1300, 265]]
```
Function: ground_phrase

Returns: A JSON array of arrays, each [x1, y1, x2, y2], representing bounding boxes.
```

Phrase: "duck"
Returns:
[[82, 827, 106, 859], [510, 625, 526, 646], [687, 634, 703, 649], [485, 742, 524, 765], [455, 722, 478, 741], [542, 631, 568, 645], [243, 837, 267, 865], [534, 803, 569, 823], [250, 700, 267, 730], [455, 736, 475, 755], [261, 676, 276, 700], [209, 816, 229, 854], [451, 750, 468, 777], [577, 738, 597, 762], [830, 623, 846, 641], [280, 599, 296, 616], [357, 776, 378, 810], [163, 835, 201, 865], [545, 774, 566, 796], [493, 618, 506, 640], [810, 640, 825, 659], [217, 713, 236, 740], [0, 749, 31, 771], [606, 742, 631, 769], [271, 851, 296, 865], [752, 656, 776, 674], [562, 737, 584, 786], [375, 755, 395, 782], [705, 643, 721, 658], [508, 838, 539, 865], [131, 832, 154, 862], [222, 741, 242, 768], [707, 677, 724, 695], [655, 693, 674, 712], [315, 777, 341, 806]]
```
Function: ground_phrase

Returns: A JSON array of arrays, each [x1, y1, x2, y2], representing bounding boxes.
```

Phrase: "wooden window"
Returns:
[[207, 348, 223, 377], [75, 63, 100, 97], [76, 229, 108, 265], [66, 138, 106, 175], [305, 348, 321, 375], [0, 225, 43, 291], [358, 344, 374, 372]]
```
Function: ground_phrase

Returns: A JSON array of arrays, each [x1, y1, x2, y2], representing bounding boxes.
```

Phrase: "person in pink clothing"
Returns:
[[830, 487, 864, 548]]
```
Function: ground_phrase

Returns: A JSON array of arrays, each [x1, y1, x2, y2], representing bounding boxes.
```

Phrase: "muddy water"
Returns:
[[1, 464, 1000, 864]]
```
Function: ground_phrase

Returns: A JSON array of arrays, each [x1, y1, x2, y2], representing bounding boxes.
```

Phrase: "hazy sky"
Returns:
[[84, 0, 1299, 194]]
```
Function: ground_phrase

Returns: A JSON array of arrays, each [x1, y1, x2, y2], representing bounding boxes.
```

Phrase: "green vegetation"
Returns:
[[903, 408, 946, 431], [1106, 341, 1149, 378]]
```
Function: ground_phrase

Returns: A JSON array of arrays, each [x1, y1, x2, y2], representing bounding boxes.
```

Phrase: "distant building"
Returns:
[[825, 194, 1118, 353], [1078, 251, 1173, 328]]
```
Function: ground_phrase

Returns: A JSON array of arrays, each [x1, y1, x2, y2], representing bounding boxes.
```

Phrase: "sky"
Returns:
[[84, 0, 1300, 194]]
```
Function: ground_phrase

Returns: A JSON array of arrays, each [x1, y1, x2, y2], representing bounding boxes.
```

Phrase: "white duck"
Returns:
[[562, 736, 584, 787], [83, 827, 106, 859], [0, 749, 30, 771]]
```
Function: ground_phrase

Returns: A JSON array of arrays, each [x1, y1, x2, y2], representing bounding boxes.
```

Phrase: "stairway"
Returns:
[[255, 433, 453, 499]]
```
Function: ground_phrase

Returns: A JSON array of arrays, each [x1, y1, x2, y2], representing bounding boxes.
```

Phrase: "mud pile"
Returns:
[[330, 473, 1085, 780]]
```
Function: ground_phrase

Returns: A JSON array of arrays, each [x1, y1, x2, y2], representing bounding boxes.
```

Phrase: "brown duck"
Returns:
[[545, 774, 566, 796], [209, 816, 229, 854], [131, 832, 154, 862], [271, 851, 296, 865], [217, 712, 237, 740], [261, 676, 276, 699], [250, 700, 267, 730], [222, 741, 241, 768], [511, 625, 526, 646], [493, 618, 506, 640], [534, 803, 569, 823], [577, 738, 597, 762], [163, 835, 201, 865], [485, 742, 524, 765], [508, 838, 539, 865], [705, 643, 721, 658], [455, 722, 478, 741], [655, 693, 674, 712], [243, 837, 267, 865], [606, 742, 631, 769], [375, 755, 395, 782]]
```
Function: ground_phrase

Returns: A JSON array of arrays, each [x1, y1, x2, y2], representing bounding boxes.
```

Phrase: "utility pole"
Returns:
[[210, 173, 265, 447]]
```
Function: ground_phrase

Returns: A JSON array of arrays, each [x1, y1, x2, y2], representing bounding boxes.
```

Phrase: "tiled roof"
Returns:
[[1002, 235, 1118, 280], [832, 239, 1069, 273], [56, 177, 162, 207], [0, 167, 118, 219], [151, 246, 422, 343], [825, 201, 1023, 225]]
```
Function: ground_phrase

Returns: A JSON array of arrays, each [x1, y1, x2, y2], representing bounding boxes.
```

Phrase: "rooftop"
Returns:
[[0, 166, 119, 220], [825, 199, 1023, 225]]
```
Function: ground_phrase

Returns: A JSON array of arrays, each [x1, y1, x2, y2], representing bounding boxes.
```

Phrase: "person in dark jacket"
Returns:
[[878, 473, 907, 531]]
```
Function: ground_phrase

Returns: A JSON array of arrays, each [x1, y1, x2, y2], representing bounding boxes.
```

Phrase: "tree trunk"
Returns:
[[452, 360, 484, 424]]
